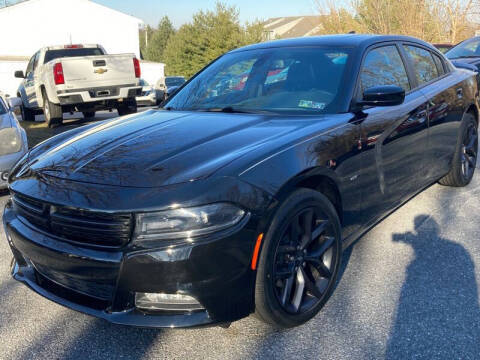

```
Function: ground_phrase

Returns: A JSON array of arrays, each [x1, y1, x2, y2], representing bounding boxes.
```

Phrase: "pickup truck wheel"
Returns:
[[83, 111, 96, 119], [42, 89, 63, 127], [21, 104, 35, 122], [117, 98, 137, 116]]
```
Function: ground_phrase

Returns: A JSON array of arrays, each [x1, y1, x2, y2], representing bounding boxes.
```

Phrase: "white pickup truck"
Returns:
[[15, 44, 142, 127]]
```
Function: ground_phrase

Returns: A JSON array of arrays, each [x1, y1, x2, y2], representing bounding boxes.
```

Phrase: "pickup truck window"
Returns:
[[44, 48, 104, 64]]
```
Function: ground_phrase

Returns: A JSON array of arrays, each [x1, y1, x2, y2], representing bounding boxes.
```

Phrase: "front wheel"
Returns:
[[255, 188, 342, 328], [439, 113, 478, 187]]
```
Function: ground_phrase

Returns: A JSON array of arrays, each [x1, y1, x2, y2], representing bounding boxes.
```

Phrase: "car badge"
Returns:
[[94, 68, 108, 75]]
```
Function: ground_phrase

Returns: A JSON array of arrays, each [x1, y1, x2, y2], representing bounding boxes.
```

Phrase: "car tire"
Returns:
[[439, 112, 478, 187], [83, 111, 95, 119], [255, 188, 342, 328], [117, 98, 137, 116], [20, 104, 35, 122], [42, 89, 63, 128]]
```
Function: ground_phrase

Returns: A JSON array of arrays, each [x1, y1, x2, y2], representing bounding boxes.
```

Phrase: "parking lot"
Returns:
[[0, 113, 479, 359]]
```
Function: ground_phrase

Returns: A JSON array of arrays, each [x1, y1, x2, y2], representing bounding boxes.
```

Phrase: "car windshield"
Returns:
[[166, 77, 185, 86], [165, 46, 351, 115], [139, 79, 150, 86], [44, 48, 104, 63], [446, 38, 480, 59]]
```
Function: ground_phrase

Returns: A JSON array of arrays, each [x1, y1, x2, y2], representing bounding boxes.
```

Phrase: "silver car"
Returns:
[[0, 94, 28, 189]]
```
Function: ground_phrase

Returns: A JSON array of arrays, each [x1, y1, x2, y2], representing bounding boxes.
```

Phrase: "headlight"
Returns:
[[0, 128, 22, 156], [134, 203, 246, 241]]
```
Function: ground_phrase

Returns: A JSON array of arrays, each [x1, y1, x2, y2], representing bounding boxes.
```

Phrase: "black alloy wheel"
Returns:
[[273, 207, 337, 314], [461, 121, 478, 181], [255, 189, 342, 328], [439, 113, 478, 187]]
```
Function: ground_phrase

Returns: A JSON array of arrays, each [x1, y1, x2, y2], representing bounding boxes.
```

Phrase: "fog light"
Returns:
[[135, 292, 204, 311], [0, 172, 8, 182]]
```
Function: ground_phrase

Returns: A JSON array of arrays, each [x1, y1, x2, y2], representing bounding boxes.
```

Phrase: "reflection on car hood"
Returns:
[[16, 109, 336, 188]]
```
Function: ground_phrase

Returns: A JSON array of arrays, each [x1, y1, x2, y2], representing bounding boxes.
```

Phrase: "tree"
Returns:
[[162, 2, 264, 78], [315, 0, 480, 43], [142, 16, 176, 63]]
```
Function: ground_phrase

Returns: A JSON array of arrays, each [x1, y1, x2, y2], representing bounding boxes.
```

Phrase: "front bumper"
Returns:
[[3, 201, 258, 328]]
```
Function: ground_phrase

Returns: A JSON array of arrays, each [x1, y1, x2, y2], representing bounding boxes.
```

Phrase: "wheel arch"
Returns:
[[38, 84, 47, 108], [272, 168, 344, 225]]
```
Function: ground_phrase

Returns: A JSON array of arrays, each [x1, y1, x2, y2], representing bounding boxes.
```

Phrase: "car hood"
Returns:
[[17, 109, 336, 188]]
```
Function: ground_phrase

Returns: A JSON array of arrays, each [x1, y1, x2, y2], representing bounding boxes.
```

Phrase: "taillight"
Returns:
[[53, 62, 64, 85], [64, 44, 83, 49], [133, 58, 141, 78]]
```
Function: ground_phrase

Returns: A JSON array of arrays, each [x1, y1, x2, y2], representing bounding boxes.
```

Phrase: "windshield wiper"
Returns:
[[199, 107, 276, 114], [201, 107, 253, 113]]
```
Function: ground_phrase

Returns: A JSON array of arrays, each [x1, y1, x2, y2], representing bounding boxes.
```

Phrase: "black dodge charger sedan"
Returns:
[[3, 35, 479, 329]]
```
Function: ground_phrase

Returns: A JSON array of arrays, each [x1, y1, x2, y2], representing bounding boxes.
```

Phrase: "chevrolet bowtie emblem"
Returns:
[[94, 68, 108, 74]]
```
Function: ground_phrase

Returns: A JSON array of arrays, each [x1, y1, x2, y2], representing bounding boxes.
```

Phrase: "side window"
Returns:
[[360, 45, 411, 93], [403, 45, 439, 86], [432, 53, 446, 76], [25, 55, 35, 75], [32, 52, 40, 72]]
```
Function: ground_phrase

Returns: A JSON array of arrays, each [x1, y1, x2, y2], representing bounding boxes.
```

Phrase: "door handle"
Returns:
[[456, 88, 464, 99]]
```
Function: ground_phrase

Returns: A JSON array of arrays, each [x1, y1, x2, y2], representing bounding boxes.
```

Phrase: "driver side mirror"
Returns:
[[359, 85, 405, 107], [14, 70, 25, 79]]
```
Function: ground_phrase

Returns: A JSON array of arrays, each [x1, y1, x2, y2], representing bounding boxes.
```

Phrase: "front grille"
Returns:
[[35, 270, 110, 310], [12, 193, 133, 248], [34, 263, 115, 301]]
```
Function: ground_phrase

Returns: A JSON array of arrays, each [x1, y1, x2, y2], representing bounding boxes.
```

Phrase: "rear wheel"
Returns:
[[42, 89, 63, 127], [439, 113, 478, 187], [255, 188, 342, 328], [82, 111, 95, 119], [117, 98, 137, 116]]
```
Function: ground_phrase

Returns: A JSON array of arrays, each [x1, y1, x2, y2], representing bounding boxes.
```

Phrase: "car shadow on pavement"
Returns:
[[386, 215, 480, 359]]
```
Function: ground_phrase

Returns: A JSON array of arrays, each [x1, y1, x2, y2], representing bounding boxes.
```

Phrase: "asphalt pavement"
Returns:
[[0, 122, 479, 359]]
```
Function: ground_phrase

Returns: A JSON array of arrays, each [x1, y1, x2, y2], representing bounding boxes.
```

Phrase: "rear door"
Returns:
[[403, 44, 466, 183], [356, 43, 430, 224]]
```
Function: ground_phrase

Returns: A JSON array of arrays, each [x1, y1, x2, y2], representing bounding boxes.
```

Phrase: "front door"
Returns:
[[355, 44, 429, 225], [24, 52, 39, 109]]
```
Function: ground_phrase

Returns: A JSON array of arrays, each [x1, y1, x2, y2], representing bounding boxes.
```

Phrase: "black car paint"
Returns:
[[3, 35, 479, 328]]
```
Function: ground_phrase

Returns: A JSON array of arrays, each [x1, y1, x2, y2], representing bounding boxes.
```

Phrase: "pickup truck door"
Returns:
[[24, 52, 40, 109]]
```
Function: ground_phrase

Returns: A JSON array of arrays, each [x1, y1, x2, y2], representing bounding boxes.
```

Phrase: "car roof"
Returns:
[[231, 34, 436, 53]]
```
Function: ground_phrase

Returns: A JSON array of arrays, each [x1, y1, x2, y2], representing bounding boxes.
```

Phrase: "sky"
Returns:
[[94, 0, 317, 28]]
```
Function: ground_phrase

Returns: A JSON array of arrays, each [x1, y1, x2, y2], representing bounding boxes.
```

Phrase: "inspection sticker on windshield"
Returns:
[[298, 100, 326, 110]]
